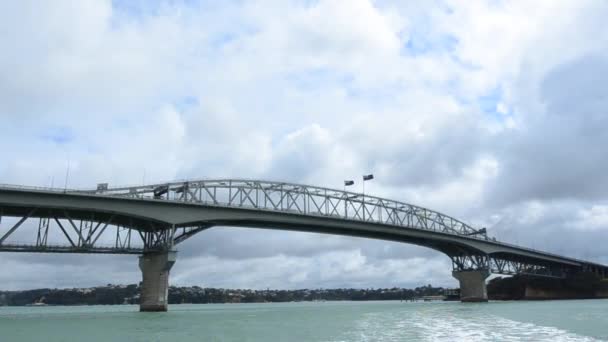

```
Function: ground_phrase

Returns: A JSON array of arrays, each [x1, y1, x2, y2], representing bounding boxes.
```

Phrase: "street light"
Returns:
[[362, 174, 373, 196], [343, 180, 355, 217], [344, 180, 354, 192], [362, 174, 373, 221]]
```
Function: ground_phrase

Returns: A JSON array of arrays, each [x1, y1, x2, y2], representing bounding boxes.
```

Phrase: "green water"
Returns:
[[0, 300, 606, 341]]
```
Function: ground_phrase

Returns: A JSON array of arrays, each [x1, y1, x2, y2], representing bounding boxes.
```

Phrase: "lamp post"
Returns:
[[344, 180, 354, 192], [362, 174, 373, 221], [344, 180, 354, 218], [362, 174, 373, 196]]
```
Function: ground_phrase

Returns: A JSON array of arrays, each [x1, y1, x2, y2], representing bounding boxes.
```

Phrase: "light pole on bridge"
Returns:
[[344, 180, 354, 192], [362, 174, 373, 221], [344, 180, 354, 218]]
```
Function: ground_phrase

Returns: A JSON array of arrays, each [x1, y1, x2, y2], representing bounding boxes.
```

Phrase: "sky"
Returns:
[[1, 0, 608, 291]]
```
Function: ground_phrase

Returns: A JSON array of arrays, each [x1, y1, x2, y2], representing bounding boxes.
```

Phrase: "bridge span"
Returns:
[[0, 179, 606, 311]]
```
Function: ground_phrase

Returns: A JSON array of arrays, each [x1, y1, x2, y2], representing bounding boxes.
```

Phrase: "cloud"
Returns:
[[172, 249, 451, 289], [483, 200, 608, 265], [486, 54, 608, 206], [575, 205, 608, 232], [1, 0, 608, 291]]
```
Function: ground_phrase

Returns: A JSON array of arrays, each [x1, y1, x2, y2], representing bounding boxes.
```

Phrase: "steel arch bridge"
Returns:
[[0, 179, 607, 309]]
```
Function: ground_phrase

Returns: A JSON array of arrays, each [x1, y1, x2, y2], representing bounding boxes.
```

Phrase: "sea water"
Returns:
[[0, 300, 606, 341]]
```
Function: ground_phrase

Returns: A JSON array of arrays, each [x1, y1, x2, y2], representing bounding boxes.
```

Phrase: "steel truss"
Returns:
[[0, 210, 203, 254], [450, 254, 570, 278], [79, 179, 490, 239]]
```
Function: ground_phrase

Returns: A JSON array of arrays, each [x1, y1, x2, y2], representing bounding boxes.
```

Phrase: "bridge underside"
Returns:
[[1, 184, 607, 310], [0, 205, 588, 277]]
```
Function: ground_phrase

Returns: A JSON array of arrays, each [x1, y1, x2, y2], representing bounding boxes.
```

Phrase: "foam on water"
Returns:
[[335, 303, 603, 342], [409, 307, 599, 341]]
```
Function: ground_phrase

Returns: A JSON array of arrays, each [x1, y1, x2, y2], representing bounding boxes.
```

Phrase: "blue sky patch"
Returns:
[[478, 87, 510, 119], [40, 126, 75, 145], [174, 96, 199, 111], [402, 33, 458, 57]]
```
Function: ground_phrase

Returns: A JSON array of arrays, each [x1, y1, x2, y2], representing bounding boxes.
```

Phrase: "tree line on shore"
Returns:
[[0, 284, 445, 306]]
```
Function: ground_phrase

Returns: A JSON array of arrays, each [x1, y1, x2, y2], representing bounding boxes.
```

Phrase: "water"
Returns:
[[0, 300, 606, 341]]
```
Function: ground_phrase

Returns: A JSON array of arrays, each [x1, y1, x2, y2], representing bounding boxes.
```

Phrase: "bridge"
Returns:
[[0, 179, 606, 311]]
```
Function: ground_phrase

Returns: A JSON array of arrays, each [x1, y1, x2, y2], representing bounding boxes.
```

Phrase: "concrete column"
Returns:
[[452, 269, 490, 302], [139, 251, 176, 312]]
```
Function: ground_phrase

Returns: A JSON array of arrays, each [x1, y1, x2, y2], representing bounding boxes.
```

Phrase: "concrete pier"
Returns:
[[139, 251, 176, 312], [453, 270, 490, 302]]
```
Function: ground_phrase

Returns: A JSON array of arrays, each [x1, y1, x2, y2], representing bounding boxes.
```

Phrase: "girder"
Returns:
[[0, 212, 201, 254], [450, 254, 570, 278]]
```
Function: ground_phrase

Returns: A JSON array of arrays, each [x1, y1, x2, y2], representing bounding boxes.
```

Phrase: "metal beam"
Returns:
[[0, 208, 36, 244], [54, 217, 76, 247]]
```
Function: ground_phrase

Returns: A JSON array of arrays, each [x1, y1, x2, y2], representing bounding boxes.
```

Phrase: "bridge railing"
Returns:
[[73, 179, 490, 239]]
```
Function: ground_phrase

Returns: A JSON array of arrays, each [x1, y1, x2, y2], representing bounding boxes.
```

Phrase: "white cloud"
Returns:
[[172, 249, 451, 289], [1, 0, 608, 290], [576, 205, 608, 231]]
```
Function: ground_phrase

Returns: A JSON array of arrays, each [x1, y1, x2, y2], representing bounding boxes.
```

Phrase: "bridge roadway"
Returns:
[[0, 179, 606, 311]]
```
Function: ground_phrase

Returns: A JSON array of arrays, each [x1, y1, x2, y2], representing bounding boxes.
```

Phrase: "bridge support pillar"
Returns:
[[452, 270, 490, 302], [139, 251, 176, 312]]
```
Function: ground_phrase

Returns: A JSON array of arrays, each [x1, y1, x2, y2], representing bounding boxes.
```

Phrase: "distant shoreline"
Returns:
[[0, 284, 447, 306]]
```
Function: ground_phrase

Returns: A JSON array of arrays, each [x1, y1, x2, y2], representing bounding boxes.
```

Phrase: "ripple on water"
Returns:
[[335, 303, 601, 342]]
